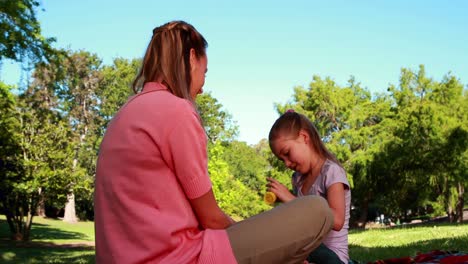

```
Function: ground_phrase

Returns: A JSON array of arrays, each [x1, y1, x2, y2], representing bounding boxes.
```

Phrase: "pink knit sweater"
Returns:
[[94, 82, 237, 264]]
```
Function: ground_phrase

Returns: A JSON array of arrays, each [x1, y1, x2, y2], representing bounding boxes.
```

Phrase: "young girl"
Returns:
[[267, 110, 351, 264], [95, 21, 334, 264]]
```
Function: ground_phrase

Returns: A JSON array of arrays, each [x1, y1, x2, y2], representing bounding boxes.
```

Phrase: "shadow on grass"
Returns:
[[0, 244, 95, 264], [350, 221, 468, 234], [0, 219, 88, 241], [350, 235, 468, 263], [1, 218, 466, 263], [0, 218, 95, 263]]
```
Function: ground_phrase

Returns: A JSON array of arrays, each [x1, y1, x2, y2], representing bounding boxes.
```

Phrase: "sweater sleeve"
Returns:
[[167, 109, 212, 199]]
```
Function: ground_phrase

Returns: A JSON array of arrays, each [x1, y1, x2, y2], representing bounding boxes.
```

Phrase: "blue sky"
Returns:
[[2, 0, 467, 145]]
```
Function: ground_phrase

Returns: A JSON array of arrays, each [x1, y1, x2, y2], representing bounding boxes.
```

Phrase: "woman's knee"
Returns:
[[295, 196, 333, 224]]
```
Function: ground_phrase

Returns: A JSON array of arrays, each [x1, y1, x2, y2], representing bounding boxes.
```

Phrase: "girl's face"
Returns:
[[190, 51, 208, 100], [270, 130, 315, 175]]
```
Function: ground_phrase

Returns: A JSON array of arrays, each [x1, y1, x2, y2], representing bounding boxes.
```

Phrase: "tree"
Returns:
[[97, 57, 139, 129], [0, 81, 75, 241], [387, 66, 468, 222], [196, 92, 238, 143], [195, 92, 269, 218], [221, 141, 269, 194], [30, 50, 103, 222], [0, 82, 23, 239], [0, 0, 55, 62], [60, 51, 102, 222], [208, 142, 270, 219]]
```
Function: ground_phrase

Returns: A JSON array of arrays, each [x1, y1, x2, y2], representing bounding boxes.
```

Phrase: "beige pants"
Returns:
[[226, 195, 333, 264]]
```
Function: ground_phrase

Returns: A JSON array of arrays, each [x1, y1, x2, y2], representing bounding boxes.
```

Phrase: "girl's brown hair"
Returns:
[[132, 21, 207, 101], [268, 111, 340, 165]]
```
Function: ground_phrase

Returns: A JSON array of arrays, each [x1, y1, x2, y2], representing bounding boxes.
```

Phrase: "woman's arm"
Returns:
[[190, 189, 235, 229], [327, 182, 346, 231]]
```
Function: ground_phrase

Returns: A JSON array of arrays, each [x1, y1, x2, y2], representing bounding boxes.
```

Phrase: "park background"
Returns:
[[1, 0, 467, 263]]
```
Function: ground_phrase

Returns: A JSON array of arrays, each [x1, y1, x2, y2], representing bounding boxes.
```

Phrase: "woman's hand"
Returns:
[[266, 177, 295, 203]]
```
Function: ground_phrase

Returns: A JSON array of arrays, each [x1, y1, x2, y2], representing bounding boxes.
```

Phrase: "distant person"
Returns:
[[267, 110, 351, 264], [94, 20, 333, 264]]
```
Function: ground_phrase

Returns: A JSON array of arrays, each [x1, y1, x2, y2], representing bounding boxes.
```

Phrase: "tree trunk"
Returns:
[[447, 203, 454, 223], [12, 231, 23, 241], [6, 209, 26, 241], [6, 211, 23, 241], [444, 177, 456, 223], [36, 187, 46, 217], [23, 210, 34, 241], [356, 197, 369, 228], [63, 193, 78, 223], [456, 182, 464, 223], [63, 157, 79, 223]]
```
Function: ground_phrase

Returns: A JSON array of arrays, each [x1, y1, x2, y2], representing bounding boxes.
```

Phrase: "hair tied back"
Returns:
[[286, 109, 295, 113]]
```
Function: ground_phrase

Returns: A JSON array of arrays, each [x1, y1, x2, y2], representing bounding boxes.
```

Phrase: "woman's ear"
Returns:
[[189, 48, 197, 72]]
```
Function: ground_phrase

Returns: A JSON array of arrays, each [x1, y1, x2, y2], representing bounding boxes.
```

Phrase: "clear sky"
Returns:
[[2, 0, 467, 145]]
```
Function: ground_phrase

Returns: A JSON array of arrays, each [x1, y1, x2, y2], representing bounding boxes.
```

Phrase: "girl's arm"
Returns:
[[266, 177, 296, 202], [190, 188, 235, 229], [327, 182, 346, 231]]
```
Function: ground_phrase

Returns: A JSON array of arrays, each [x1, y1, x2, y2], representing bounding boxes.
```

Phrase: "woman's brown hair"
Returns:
[[132, 21, 207, 101]]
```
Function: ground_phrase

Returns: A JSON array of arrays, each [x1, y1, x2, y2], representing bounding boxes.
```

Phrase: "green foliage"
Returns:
[[0, 82, 23, 217], [196, 91, 273, 218], [0, 0, 55, 63], [0, 82, 21, 179], [250, 139, 292, 193], [0, 81, 76, 240], [208, 142, 270, 219], [97, 57, 139, 128], [35, 50, 104, 222], [385, 65, 467, 222], [196, 92, 239, 143], [221, 140, 269, 194]]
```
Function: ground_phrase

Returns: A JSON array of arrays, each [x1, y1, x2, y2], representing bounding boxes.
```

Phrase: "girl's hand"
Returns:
[[266, 177, 295, 202]]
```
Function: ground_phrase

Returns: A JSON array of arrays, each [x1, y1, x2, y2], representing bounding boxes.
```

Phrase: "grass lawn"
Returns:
[[0, 216, 95, 264], [1, 215, 467, 263], [349, 222, 468, 262]]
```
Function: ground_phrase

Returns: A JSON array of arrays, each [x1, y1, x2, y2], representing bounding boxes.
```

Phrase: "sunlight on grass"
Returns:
[[0, 216, 96, 263], [349, 223, 468, 262], [31, 217, 95, 243], [1, 215, 467, 263], [350, 224, 468, 247], [2, 252, 16, 261], [0, 215, 94, 244]]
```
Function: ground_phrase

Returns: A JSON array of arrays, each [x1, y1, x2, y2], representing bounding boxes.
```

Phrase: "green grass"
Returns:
[[1, 248, 95, 264], [0, 216, 95, 264], [349, 223, 468, 262], [1, 215, 467, 263]]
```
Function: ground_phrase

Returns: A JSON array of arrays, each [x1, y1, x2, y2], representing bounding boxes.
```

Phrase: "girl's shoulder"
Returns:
[[322, 159, 345, 175], [321, 159, 349, 187]]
